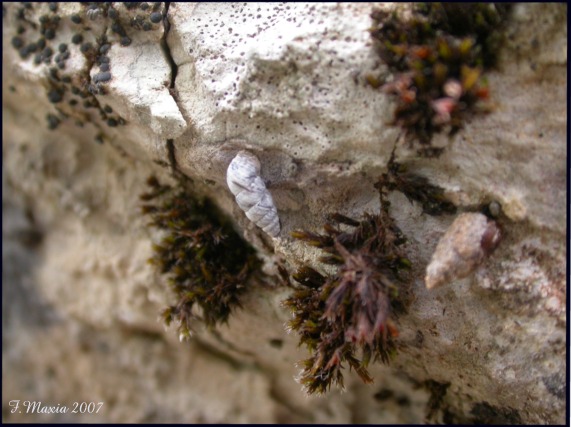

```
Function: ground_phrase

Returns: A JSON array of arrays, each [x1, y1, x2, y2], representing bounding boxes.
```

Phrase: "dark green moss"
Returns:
[[282, 184, 411, 394], [370, 3, 512, 155], [141, 176, 260, 340]]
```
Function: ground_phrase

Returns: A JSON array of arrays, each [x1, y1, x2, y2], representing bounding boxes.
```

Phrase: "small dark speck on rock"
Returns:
[[108, 8, 118, 20], [46, 113, 61, 130], [107, 118, 118, 127], [470, 402, 521, 424], [111, 22, 125, 35], [11, 36, 24, 48], [44, 28, 55, 40], [542, 373, 565, 400], [120, 36, 131, 46], [396, 396, 411, 407], [150, 11, 162, 23], [99, 43, 111, 54], [18, 47, 30, 59], [48, 3, 57, 12], [47, 89, 63, 103], [374, 389, 394, 401], [93, 72, 112, 83], [104, 105, 113, 113], [268, 339, 283, 349], [71, 34, 83, 44], [41, 46, 53, 58], [71, 13, 82, 24], [80, 42, 93, 53], [99, 63, 110, 72]]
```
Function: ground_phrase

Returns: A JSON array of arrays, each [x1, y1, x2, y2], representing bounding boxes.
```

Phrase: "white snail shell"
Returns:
[[425, 213, 501, 289], [226, 151, 281, 237]]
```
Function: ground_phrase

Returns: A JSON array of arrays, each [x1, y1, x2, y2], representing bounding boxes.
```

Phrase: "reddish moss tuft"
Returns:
[[282, 188, 410, 394], [370, 3, 512, 155]]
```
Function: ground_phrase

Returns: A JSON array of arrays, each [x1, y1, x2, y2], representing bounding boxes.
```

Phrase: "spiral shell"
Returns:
[[226, 151, 280, 237], [425, 213, 501, 289]]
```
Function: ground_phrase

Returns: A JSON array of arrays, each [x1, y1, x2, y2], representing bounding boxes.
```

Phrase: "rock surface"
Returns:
[[2, 3, 566, 424]]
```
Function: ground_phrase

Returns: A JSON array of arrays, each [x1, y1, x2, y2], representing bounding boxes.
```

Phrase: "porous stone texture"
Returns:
[[2, 2, 566, 424]]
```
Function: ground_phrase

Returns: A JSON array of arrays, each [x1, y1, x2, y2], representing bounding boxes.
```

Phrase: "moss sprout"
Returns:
[[141, 176, 260, 341], [370, 3, 512, 155], [423, 379, 451, 423], [282, 186, 411, 394], [376, 149, 456, 216]]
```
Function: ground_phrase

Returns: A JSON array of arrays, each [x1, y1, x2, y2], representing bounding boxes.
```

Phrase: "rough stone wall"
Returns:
[[2, 3, 566, 424]]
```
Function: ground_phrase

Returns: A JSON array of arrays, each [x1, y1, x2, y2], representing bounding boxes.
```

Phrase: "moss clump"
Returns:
[[282, 190, 410, 394], [141, 176, 260, 340], [376, 150, 457, 216], [370, 3, 512, 155]]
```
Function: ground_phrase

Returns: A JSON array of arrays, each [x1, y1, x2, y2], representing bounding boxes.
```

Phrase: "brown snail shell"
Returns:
[[425, 213, 501, 289]]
